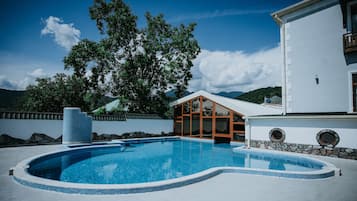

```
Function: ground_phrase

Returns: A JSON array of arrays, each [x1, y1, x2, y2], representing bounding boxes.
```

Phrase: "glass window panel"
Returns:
[[216, 118, 230, 134], [216, 104, 230, 116], [233, 132, 245, 141], [192, 98, 200, 113], [353, 73, 357, 83], [174, 122, 182, 135], [183, 116, 190, 136], [353, 74, 357, 112], [233, 124, 245, 131], [233, 113, 244, 122], [352, 4, 357, 32], [202, 98, 213, 116], [174, 105, 182, 118], [191, 114, 200, 136], [183, 102, 190, 114], [202, 118, 212, 138]]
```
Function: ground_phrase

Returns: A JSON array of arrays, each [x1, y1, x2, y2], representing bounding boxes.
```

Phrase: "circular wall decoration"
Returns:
[[269, 128, 286, 143], [316, 129, 339, 148]]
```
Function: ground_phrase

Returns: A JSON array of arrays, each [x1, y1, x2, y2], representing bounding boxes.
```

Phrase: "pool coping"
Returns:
[[12, 137, 339, 194]]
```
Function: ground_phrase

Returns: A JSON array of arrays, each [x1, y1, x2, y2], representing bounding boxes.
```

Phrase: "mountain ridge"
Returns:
[[0, 87, 281, 111]]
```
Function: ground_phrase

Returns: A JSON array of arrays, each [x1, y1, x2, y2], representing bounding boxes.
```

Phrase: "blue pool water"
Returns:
[[28, 140, 324, 184]]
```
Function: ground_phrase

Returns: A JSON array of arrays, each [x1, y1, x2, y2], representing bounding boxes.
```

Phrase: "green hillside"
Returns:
[[236, 87, 282, 104], [0, 89, 25, 111], [0, 88, 117, 112], [0, 87, 281, 111]]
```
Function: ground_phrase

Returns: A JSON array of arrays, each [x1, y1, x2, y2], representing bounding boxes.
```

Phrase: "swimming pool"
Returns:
[[13, 137, 337, 194]]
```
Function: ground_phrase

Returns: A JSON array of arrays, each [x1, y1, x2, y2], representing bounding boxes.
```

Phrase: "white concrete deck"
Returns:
[[1, 144, 357, 201]]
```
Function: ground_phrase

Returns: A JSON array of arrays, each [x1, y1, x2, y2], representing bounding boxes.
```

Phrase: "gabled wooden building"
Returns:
[[170, 91, 281, 142]]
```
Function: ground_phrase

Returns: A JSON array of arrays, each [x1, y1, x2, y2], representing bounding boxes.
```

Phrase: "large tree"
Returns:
[[22, 73, 90, 112], [64, 0, 200, 114]]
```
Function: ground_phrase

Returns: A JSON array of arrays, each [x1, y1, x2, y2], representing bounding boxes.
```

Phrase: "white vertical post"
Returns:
[[281, 23, 287, 115], [245, 117, 251, 148]]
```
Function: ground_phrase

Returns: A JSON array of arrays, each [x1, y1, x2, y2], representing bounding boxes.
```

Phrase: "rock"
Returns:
[[333, 149, 340, 155], [320, 149, 327, 155], [55, 135, 62, 142], [290, 144, 297, 152], [26, 133, 55, 144], [92, 132, 99, 140], [326, 150, 333, 155], [110, 134, 121, 139], [0, 134, 25, 145], [282, 143, 288, 150], [306, 145, 313, 151], [311, 149, 320, 155], [346, 148, 354, 153], [313, 145, 321, 149], [339, 152, 348, 157]]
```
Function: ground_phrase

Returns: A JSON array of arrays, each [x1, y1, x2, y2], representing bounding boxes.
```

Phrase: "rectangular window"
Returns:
[[202, 118, 212, 138], [183, 116, 190, 136], [174, 105, 182, 118], [233, 132, 245, 141], [233, 113, 244, 122], [191, 114, 200, 136], [183, 102, 190, 114], [233, 124, 245, 131], [352, 4, 357, 32], [215, 118, 230, 134], [192, 98, 201, 113], [174, 122, 182, 135], [202, 98, 213, 116], [353, 73, 357, 112], [215, 104, 230, 116]]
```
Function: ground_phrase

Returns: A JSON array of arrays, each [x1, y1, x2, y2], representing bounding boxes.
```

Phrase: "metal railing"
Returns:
[[0, 111, 63, 120], [90, 113, 127, 121], [0, 111, 127, 121], [126, 113, 163, 119], [343, 32, 357, 54]]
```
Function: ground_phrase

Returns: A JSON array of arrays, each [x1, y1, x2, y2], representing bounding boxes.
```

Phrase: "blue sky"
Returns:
[[0, 0, 300, 92]]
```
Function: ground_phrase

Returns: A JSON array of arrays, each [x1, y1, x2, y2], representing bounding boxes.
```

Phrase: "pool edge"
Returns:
[[12, 137, 338, 195]]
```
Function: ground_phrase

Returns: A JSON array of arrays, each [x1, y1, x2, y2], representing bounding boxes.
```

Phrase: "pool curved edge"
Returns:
[[13, 143, 339, 195]]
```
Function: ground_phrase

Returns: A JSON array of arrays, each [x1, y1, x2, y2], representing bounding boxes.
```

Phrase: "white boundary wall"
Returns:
[[0, 119, 173, 140], [247, 117, 357, 149]]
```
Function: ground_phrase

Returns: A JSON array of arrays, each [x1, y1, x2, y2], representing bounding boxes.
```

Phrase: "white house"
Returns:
[[246, 0, 357, 155]]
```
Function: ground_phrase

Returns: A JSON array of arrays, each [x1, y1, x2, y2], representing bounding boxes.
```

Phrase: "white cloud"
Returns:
[[170, 9, 273, 22], [28, 68, 47, 78], [41, 16, 80, 51], [0, 52, 65, 90], [0, 76, 18, 90], [189, 46, 282, 93], [0, 68, 50, 90]]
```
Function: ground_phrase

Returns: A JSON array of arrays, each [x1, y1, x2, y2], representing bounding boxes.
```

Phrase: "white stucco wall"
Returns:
[[92, 119, 173, 135], [248, 117, 357, 149], [281, 2, 357, 113], [0, 119, 63, 139], [0, 119, 173, 140]]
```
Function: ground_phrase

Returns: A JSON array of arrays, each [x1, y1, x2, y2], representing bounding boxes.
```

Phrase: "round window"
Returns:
[[316, 129, 339, 148], [269, 128, 285, 143]]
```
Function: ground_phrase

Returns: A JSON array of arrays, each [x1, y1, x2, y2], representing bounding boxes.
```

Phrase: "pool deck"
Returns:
[[1, 144, 357, 201]]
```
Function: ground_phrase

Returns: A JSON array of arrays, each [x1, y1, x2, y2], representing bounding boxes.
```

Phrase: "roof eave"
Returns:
[[271, 0, 320, 25]]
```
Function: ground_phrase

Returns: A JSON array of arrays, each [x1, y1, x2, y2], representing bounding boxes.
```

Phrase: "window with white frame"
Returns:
[[353, 73, 357, 112], [347, 1, 357, 33]]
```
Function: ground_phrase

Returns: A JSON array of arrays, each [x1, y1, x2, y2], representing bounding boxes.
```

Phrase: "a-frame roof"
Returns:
[[170, 90, 282, 117]]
